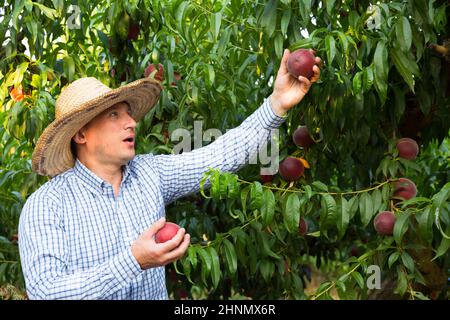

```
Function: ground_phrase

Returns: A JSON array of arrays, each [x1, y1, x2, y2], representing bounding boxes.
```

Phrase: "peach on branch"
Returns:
[[298, 217, 308, 236], [396, 138, 419, 160], [374, 211, 396, 235], [393, 178, 417, 200], [293, 126, 315, 149], [279, 157, 304, 181], [145, 63, 164, 81]]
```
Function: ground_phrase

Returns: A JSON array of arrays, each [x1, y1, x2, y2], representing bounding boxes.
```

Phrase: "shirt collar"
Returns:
[[73, 160, 106, 194], [73, 159, 136, 195]]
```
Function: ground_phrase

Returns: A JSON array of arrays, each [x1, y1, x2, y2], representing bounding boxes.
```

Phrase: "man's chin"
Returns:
[[120, 152, 135, 165]]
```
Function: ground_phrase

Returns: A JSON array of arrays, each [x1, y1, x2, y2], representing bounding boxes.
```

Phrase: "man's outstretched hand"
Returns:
[[269, 49, 321, 117]]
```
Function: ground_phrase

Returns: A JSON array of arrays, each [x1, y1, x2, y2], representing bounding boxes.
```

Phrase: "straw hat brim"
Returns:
[[32, 78, 162, 177]]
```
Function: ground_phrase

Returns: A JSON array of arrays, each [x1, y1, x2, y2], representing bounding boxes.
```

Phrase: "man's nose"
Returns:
[[125, 113, 137, 129]]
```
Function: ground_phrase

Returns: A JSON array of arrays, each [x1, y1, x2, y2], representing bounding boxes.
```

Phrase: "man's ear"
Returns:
[[73, 129, 86, 144]]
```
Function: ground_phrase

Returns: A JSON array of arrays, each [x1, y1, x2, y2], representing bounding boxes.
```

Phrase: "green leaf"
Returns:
[[298, 0, 311, 24], [199, 171, 212, 199], [393, 211, 411, 245], [240, 186, 250, 214], [401, 251, 415, 273], [304, 185, 314, 200], [394, 268, 408, 296], [347, 196, 359, 220], [322, 194, 337, 218], [290, 37, 320, 50], [260, 0, 278, 37], [274, 34, 284, 58], [433, 233, 450, 261], [226, 174, 239, 199], [388, 251, 400, 268], [352, 71, 363, 96], [390, 48, 420, 93], [280, 9, 291, 36], [210, 170, 221, 200], [371, 189, 382, 213], [63, 56, 75, 82], [351, 271, 364, 288], [250, 181, 263, 211], [325, 35, 336, 65], [326, 0, 336, 16], [312, 181, 328, 192], [175, 1, 190, 33], [400, 197, 431, 208], [373, 40, 388, 103], [198, 248, 211, 273], [210, 12, 222, 41], [416, 207, 433, 243], [260, 232, 281, 259], [222, 238, 237, 274], [432, 182, 450, 209], [259, 260, 275, 282], [395, 16, 412, 52], [337, 197, 349, 238], [208, 247, 221, 289], [359, 192, 374, 227], [180, 257, 193, 284], [205, 64, 215, 87], [12, 62, 29, 86], [261, 189, 276, 226], [218, 173, 228, 199], [284, 193, 300, 233], [433, 207, 450, 240], [335, 32, 349, 65], [381, 183, 391, 202], [32, 2, 57, 20], [188, 246, 197, 269], [31, 74, 41, 88], [363, 66, 374, 92]]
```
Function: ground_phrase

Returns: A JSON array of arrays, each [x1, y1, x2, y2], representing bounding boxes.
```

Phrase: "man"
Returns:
[[18, 49, 321, 299]]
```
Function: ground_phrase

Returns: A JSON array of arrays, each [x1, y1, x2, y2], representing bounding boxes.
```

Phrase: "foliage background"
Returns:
[[0, 0, 449, 299]]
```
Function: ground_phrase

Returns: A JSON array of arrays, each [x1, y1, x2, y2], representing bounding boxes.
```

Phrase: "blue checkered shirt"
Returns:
[[18, 99, 285, 299]]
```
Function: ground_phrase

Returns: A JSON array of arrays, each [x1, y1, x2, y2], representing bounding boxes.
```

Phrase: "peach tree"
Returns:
[[0, 0, 449, 299]]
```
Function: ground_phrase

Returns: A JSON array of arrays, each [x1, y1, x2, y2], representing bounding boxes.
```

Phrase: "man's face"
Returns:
[[77, 102, 137, 167]]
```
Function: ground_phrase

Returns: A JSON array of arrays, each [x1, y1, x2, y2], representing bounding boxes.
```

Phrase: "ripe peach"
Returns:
[[279, 157, 304, 181], [287, 49, 316, 79], [145, 63, 164, 81], [394, 178, 417, 200], [155, 222, 180, 243], [10, 86, 25, 102], [374, 211, 396, 235], [299, 217, 308, 236], [128, 22, 140, 40], [260, 173, 273, 184], [396, 138, 419, 160], [293, 126, 315, 148]]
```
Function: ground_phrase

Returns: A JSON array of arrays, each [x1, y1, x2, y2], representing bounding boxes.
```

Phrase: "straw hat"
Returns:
[[32, 77, 162, 177]]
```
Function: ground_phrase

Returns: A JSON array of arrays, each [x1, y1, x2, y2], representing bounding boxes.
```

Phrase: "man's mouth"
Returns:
[[123, 136, 135, 146]]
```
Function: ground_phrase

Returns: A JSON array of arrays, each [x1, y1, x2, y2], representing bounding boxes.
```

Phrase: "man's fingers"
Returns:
[[310, 65, 321, 83], [278, 49, 290, 75], [315, 57, 322, 65], [298, 76, 311, 87], [158, 227, 186, 251], [144, 217, 166, 239], [166, 234, 191, 263]]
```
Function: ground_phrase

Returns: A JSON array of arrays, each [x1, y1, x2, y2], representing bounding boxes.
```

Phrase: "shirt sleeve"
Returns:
[[18, 190, 144, 300], [150, 98, 286, 204]]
